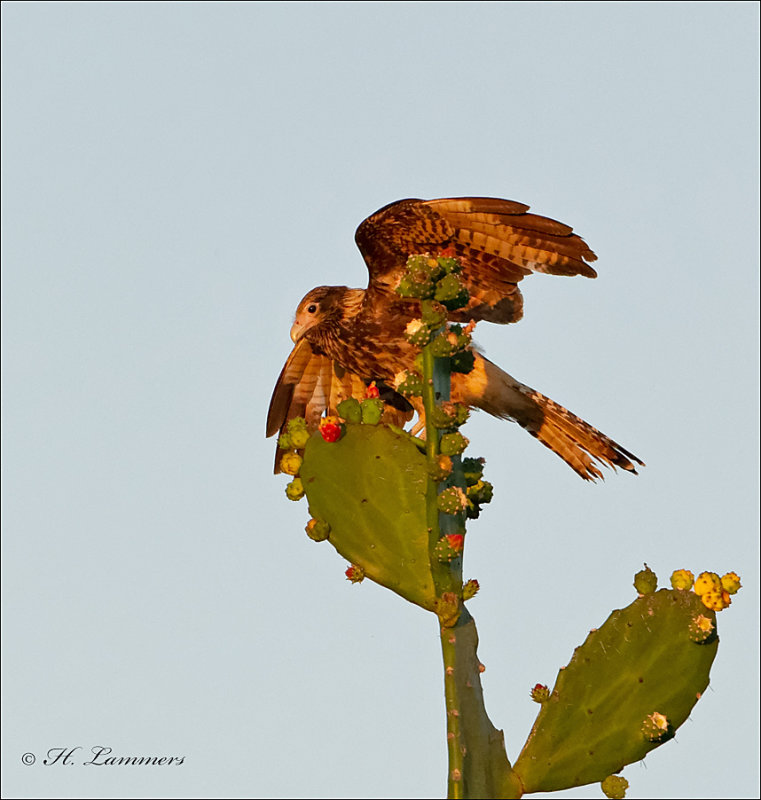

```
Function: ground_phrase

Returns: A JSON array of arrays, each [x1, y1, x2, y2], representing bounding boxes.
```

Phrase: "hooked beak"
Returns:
[[290, 319, 304, 343]]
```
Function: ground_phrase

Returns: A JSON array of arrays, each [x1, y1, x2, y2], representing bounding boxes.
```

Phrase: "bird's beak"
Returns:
[[290, 320, 304, 343]]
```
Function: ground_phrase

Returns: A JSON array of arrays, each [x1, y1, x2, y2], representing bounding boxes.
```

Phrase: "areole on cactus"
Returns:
[[272, 254, 741, 800]]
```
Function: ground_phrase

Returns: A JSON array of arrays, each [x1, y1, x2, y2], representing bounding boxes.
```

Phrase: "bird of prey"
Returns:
[[266, 197, 643, 480]]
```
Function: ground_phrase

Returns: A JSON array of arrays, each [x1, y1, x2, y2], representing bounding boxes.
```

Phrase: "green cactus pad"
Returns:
[[299, 424, 437, 610], [513, 588, 718, 793]]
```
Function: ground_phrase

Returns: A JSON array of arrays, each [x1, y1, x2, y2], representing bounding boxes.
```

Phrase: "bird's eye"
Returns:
[[307, 304, 317, 314]]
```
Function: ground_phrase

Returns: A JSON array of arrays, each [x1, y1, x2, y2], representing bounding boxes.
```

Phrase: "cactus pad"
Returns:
[[299, 424, 437, 610], [513, 588, 719, 793]]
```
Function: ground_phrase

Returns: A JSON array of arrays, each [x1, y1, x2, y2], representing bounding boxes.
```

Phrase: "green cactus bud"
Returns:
[[434, 533, 464, 562], [287, 417, 307, 434], [431, 405, 457, 429], [437, 486, 469, 515], [305, 517, 330, 542], [285, 477, 305, 501], [437, 255, 461, 274], [407, 254, 445, 281], [467, 479, 493, 505], [420, 299, 447, 328], [633, 564, 657, 595], [721, 571, 742, 594], [360, 397, 384, 425], [279, 452, 303, 476], [461, 457, 485, 486], [440, 431, 469, 456], [601, 775, 629, 799], [277, 432, 292, 449], [428, 331, 456, 358], [530, 684, 551, 703], [285, 417, 310, 448], [434, 273, 469, 310], [395, 370, 424, 397], [462, 578, 480, 600], [688, 613, 716, 644], [640, 711, 673, 742], [428, 454, 453, 482], [404, 318, 434, 347], [337, 397, 362, 423], [401, 276, 432, 299], [450, 349, 475, 374], [670, 568, 694, 590], [290, 429, 310, 449]]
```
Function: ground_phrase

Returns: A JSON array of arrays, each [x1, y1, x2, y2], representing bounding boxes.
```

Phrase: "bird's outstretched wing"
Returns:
[[267, 338, 413, 472], [355, 197, 597, 324]]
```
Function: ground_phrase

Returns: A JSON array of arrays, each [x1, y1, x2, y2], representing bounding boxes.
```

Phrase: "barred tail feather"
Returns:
[[460, 356, 644, 481]]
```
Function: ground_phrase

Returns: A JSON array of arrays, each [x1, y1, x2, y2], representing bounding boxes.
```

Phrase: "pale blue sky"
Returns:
[[2, 2, 759, 798]]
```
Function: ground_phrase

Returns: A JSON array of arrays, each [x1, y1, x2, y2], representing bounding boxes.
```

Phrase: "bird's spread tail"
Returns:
[[458, 356, 644, 480]]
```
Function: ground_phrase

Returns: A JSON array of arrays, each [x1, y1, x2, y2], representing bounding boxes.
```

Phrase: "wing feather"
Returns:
[[355, 197, 597, 325], [267, 339, 413, 472]]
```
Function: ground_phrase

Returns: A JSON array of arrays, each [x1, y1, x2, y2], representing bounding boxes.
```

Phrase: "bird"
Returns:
[[266, 197, 643, 480]]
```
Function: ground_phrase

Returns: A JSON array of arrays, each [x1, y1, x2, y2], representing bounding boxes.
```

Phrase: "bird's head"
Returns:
[[290, 285, 353, 343]]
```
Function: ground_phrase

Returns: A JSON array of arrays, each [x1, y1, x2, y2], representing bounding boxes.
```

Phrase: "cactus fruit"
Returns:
[[318, 416, 344, 443], [640, 711, 672, 742], [277, 431, 292, 449], [513, 588, 718, 793], [285, 477, 305, 501], [633, 564, 657, 594], [279, 452, 303, 476], [305, 517, 330, 542], [467, 479, 494, 505], [395, 370, 424, 397], [435, 272, 470, 309], [345, 564, 365, 583], [420, 299, 448, 328], [700, 590, 730, 611], [720, 571, 742, 594], [601, 775, 629, 799], [462, 457, 486, 486], [530, 684, 551, 703], [462, 578, 480, 600], [434, 533, 465, 562], [405, 318, 435, 347], [428, 454, 454, 482], [694, 571, 722, 595], [440, 431, 469, 456], [437, 486, 469, 515], [670, 569, 694, 590], [286, 417, 310, 449]]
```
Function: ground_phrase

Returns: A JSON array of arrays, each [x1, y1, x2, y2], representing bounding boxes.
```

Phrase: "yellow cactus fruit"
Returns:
[[700, 589, 730, 612], [279, 452, 303, 476], [693, 571, 721, 596], [721, 571, 742, 595]]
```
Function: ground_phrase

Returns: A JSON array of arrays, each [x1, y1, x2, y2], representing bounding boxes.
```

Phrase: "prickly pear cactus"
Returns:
[[513, 588, 719, 793], [273, 254, 741, 800]]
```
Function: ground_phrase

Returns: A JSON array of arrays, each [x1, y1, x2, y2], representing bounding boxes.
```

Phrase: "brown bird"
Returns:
[[267, 197, 643, 480]]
